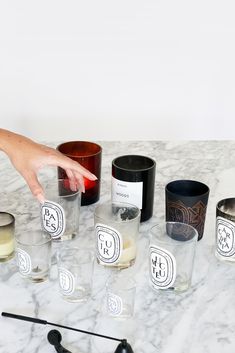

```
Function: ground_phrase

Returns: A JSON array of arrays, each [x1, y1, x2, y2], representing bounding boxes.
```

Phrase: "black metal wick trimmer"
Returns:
[[47, 329, 72, 353], [1, 312, 134, 353]]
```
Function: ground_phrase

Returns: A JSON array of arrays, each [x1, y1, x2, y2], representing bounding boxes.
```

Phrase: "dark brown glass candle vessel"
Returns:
[[57, 141, 102, 206]]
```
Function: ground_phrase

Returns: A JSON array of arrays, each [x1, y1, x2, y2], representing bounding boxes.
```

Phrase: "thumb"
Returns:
[[23, 172, 45, 203]]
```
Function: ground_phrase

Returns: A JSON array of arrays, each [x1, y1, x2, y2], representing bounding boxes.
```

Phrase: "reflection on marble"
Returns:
[[1, 141, 235, 353]]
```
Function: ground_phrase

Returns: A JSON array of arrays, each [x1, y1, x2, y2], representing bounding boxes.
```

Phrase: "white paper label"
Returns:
[[16, 248, 32, 275], [41, 200, 66, 239], [59, 267, 75, 296], [149, 245, 176, 290], [111, 177, 143, 209], [107, 292, 123, 316], [96, 223, 123, 265], [216, 217, 235, 257]]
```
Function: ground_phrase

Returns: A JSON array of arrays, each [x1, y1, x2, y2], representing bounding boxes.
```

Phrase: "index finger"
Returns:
[[54, 154, 98, 181]]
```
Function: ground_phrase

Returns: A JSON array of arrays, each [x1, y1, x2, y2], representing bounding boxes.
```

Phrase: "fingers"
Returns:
[[72, 162, 97, 181], [73, 170, 85, 193], [64, 168, 77, 191], [65, 168, 85, 193], [53, 153, 97, 181], [42, 148, 98, 181], [23, 172, 45, 203]]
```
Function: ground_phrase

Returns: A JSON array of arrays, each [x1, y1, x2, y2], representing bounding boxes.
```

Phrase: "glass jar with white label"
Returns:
[[149, 222, 198, 293], [41, 179, 81, 241], [216, 198, 235, 263], [94, 201, 141, 269]]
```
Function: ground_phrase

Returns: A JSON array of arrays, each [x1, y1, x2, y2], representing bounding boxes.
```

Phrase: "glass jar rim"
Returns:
[[94, 201, 141, 223], [166, 179, 209, 197], [43, 178, 81, 198], [0, 212, 15, 227], [57, 247, 94, 264], [57, 141, 102, 158], [112, 154, 156, 172], [15, 231, 51, 247], [216, 198, 235, 217], [149, 222, 198, 245]]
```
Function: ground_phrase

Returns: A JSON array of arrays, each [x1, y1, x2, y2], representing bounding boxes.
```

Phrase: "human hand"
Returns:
[[0, 129, 97, 202]]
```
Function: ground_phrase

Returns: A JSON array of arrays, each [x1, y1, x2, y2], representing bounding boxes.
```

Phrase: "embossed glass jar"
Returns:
[[165, 180, 209, 241]]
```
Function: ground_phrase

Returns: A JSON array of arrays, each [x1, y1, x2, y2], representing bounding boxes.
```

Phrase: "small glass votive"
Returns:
[[57, 141, 102, 206], [15, 230, 51, 282], [105, 274, 136, 319], [57, 247, 94, 302], [94, 201, 140, 269], [216, 198, 235, 263], [0, 212, 15, 262], [149, 222, 198, 292], [41, 179, 81, 241]]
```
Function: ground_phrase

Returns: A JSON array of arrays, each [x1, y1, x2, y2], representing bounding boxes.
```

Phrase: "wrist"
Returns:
[[0, 129, 29, 156], [0, 129, 14, 153]]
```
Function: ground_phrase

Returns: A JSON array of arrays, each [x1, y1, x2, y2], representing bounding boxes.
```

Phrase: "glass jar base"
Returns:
[[215, 252, 235, 264], [168, 282, 190, 293], [20, 271, 49, 283], [97, 258, 136, 269], [52, 232, 77, 242], [151, 283, 190, 293], [0, 251, 15, 263], [61, 286, 91, 303], [61, 296, 89, 303], [30, 276, 48, 283], [150, 274, 191, 293], [107, 303, 134, 319]]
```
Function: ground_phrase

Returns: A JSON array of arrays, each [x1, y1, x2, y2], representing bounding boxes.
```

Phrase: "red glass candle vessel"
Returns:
[[57, 141, 102, 206]]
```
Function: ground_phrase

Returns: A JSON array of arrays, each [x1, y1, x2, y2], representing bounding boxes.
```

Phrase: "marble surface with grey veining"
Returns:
[[1, 140, 235, 353]]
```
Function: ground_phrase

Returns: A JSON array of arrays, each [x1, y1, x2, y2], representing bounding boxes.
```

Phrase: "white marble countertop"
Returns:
[[1, 140, 235, 353]]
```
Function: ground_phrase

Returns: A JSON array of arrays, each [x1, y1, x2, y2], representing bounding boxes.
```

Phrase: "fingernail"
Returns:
[[37, 193, 45, 204], [70, 183, 77, 192], [90, 173, 98, 180]]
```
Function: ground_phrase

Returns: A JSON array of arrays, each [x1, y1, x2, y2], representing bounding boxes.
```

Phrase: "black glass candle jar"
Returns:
[[165, 179, 210, 241], [112, 155, 156, 222]]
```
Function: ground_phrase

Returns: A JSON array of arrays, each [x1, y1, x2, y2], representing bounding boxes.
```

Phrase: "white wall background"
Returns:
[[0, 0, 235, 141]]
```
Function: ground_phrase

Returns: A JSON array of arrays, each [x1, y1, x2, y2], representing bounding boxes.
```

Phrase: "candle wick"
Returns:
[[32, 266, 41, 273]]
